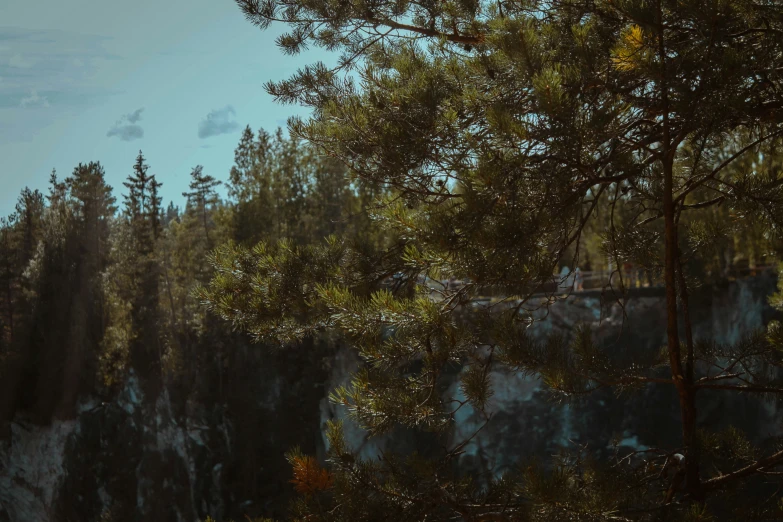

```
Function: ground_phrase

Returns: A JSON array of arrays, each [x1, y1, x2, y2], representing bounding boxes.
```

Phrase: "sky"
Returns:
[[0, 0, 334, 216]]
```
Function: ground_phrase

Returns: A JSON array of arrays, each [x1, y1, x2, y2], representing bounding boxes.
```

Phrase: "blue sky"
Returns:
[[0, 0, 333, 216]]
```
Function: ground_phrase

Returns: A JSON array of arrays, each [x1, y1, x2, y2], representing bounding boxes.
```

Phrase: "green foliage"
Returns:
[[3, 0, 783, 514], [225, 125, 380, 247], [98, 216, 135, 391], [0, 119, 386, 518], [183, 164, 221, 248], [117, 151, 166, 389], [0, 165, 119, 420], [196, 0, 783, 518]]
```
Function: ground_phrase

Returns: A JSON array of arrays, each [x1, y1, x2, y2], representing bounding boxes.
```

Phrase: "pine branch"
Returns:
[[695, 372, 745, 384], [695, 383, 783, 394], [676, 128, 783, 203], [365, 17, 485, 45], [703, 448, 783, 491], [681, 196, 725, 210]]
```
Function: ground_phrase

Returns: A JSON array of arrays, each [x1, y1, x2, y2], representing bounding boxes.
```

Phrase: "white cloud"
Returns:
[[0, 28, 120, 107], [19, 89, 49, 108]]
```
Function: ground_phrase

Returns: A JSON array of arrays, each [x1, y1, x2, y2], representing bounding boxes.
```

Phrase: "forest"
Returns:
[[0, 128, 387, 517], [3, 0, 783, 521]]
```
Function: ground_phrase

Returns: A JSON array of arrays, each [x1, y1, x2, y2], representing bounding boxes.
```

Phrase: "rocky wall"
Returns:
[[1, 273, 779, 521]]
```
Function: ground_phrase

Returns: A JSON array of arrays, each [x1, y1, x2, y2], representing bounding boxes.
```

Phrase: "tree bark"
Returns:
[[657, 0, 701, 500], [676, 247, 703, 500], [663, 155, 703, 500], [201, 200, 212, 249]]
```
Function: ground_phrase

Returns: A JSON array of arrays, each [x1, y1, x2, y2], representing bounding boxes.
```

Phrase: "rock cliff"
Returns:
[[1, 273, 779, 521]]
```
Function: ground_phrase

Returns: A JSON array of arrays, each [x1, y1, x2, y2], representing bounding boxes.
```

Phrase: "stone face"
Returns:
[[0, 370, 227, 522], [447, 273, 782, 475], [1, 273, 780, 521], [0, 418, 79, 522], [50, 376, 204, 522], [322, 273, 781, 475]]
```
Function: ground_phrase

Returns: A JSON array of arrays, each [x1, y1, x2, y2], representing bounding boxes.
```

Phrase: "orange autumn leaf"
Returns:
[[290, 455, 333, 495]]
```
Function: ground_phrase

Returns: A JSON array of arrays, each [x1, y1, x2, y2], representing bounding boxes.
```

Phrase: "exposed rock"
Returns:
[[444, 273, 782, 474], [322, 273, 781, 477], [0, 417, 79, 521], [1, 273, 779, 521]]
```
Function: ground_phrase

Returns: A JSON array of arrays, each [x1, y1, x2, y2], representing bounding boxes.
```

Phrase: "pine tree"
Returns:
[[163, 201, 180, 226], [0, 187, 46, 424], [227, 126, 281, 243], [0, 186, 43, 351], [3, 166, 117, 421], [67, 162, 116, 281], [18, 172, 80, 420], [149, 174, 163, 242], [225, 125, 381, 246], [123, 151, 162, 252], [0, 216, 15, 349], [227, 125, 264, 205], [60, 162, 117, 404], [183, 165, 221, 247], [200, 1, 783, 519], [15, 187, 45, 268], [121, 151, 164, 388]]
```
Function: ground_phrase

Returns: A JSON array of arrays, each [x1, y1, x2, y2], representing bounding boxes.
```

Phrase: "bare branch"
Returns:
[[703, 448, 783, 491], [367, 17, 485, 45], [696, 383, 783, 394], [676, 129, 783, 203]]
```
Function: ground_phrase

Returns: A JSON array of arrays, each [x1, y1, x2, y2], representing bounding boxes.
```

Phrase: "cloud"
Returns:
[[106, 107, 145, 141], [19, 89, 49, 108], [126, 107, 144, 123], [0, 27, 121, 111], [8, 54, 35, 68], [107, 124, 143, 141], [198, 105, 240, 139], [0, 27, 123, 143]]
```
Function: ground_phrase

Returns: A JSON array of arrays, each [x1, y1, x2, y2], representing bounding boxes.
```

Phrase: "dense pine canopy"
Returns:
[[2, 1, 783, 520], [197, 0, 783, 520], [0, 128, 382, 519]]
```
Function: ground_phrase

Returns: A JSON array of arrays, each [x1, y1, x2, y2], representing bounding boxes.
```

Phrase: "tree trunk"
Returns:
[[663, 154, 702, 501], [657, 0, 701, 500], [201, 201, 212, 249], [2, 228, 13, 343]]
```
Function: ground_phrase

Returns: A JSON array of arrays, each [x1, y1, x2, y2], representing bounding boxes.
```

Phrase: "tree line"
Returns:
[[0, 127, 384, 516]]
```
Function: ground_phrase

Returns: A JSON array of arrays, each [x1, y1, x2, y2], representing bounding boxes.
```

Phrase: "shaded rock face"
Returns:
[[2, 374, 214, 522], [322, 273, 781, 476], [1, 274, 779, 521], [448, 273, 782, 475], [0, 418, 78, 521], [1, 338, 330, 522]]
